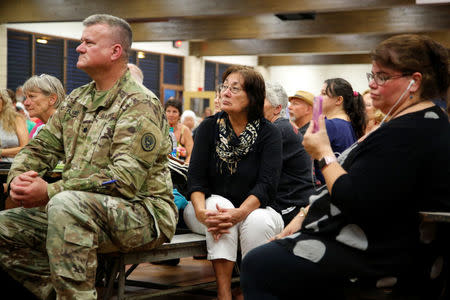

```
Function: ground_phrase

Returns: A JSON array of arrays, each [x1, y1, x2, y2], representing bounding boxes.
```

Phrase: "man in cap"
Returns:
[[0, 14, 177, 299], [288, 90, 314, 136]]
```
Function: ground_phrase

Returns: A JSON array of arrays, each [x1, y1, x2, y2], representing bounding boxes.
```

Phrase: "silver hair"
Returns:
[[181, 109, 197, 123], [265, 81, 288, 117], [23, 74, 65, 108], [83, 14, 132, 59]]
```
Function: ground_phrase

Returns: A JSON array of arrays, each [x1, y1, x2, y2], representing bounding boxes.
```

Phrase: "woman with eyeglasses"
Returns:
[[23, 74, 65, 139], [241, 34, 449, 299], [0, 89, 29, 162], [184, 65, 284, 300]]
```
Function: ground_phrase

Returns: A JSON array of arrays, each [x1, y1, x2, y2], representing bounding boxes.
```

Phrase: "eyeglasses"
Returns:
[[366, 72, 410, 86], [219, 83, 243, 94]]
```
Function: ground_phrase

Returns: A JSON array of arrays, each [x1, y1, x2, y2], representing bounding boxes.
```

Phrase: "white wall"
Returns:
[[268, 64, 372, 97]]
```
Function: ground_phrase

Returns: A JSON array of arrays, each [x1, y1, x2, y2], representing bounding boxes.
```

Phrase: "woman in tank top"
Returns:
[[0, 89, 29, 162]]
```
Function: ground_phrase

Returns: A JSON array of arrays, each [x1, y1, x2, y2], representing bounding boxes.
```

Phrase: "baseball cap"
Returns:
[[288, 90, 314, 106]]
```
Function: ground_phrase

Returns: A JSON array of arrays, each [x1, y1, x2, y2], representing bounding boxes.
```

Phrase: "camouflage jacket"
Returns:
[[8, 71, 178, 241]]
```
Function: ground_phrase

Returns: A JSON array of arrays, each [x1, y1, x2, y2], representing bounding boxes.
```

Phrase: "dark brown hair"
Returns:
[[164, 98, 182, 115], [371, 34, 449, 102], [221, 65, 265, 121], [324, 78, 367, 139]]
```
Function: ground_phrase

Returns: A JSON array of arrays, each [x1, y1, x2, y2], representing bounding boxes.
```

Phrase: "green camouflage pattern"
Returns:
[[1, 70, 178, 299]]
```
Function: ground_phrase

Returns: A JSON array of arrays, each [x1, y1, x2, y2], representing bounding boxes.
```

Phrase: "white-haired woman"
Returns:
[[23, 74, 65, 138], [0, 89, 29, 162], [263, 82, 315, 225], [181, 109, 198, 133]]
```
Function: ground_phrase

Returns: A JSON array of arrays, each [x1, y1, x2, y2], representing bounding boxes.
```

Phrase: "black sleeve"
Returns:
[[186, 117, 215, 201], [248, 123, 283, 208]]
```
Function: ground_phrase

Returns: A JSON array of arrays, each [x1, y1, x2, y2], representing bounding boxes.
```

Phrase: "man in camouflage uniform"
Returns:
[[0, 14, 177, 299]]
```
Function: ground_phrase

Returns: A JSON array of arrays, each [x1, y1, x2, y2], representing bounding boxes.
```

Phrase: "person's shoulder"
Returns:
[[390, 105, 448, 129], [326, 118, 352, 133], [68, 81, 94, 99], [180, 123, 192, 134], [62, 81, 95, 110], [260, 118, 282, 139], [326, 118, 350, 127], [417, 105, 448, 126], [122, 77, 159, 103], [14, 112, 25, 122], [202, 112, 221, 126], [274, 117, 298, 133], [368, 106, 448, 145]]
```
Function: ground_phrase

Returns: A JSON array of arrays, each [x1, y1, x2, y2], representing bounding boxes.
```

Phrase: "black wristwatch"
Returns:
[[318, 155, 337, 170]]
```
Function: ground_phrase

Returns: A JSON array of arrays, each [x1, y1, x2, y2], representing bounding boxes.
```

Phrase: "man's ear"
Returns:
[[111, 44, 123, 61], [274, 104, 282, 115]]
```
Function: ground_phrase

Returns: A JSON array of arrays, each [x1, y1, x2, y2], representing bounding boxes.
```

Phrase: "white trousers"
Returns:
[[183, 194, 284, 261]]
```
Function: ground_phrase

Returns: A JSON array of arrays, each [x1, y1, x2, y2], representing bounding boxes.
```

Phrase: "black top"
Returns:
[[270, 118, 314, 212], [277, 105, 450, 277], [187, 112, 282, 209]]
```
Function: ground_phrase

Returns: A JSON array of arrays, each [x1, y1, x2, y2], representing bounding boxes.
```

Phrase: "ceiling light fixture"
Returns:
[[36, 38, 48, 44]]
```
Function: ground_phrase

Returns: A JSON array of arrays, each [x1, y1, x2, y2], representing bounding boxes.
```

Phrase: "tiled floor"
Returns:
[[113, 257, 218, 299]]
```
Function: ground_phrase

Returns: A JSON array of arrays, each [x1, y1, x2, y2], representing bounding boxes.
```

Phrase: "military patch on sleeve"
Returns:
[[141, 133, 156, 152]]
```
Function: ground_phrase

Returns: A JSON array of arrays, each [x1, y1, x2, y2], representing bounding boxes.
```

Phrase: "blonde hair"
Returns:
[[362, 89, 384, 124], [373, 109, 385, 124], [362, 88, 385, 124], [0, 89, 22, 133], [23, 74, 65, 108]]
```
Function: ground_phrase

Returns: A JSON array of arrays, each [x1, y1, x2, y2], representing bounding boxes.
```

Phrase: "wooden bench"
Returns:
[[98, 233, 229, 299]]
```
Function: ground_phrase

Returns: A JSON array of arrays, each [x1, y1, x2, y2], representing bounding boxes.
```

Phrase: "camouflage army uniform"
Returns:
[[0, 71, 178, 299]]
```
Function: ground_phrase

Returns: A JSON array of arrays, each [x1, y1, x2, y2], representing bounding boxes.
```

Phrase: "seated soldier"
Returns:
[[0, 14, 177, 299]]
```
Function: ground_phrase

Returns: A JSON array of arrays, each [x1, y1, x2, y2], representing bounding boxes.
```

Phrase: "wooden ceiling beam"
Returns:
[[258, 54, 372, 66], [190, 32, 450, 56], [131, 5, 450, 41], [0, 0, 416, 23]]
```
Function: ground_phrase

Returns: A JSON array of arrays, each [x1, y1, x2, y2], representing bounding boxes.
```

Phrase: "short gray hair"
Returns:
[[181, 109, 197, 123], [23, 74, 65, 108], [265, 81, 288, 117], [83, 14, 132, 59]]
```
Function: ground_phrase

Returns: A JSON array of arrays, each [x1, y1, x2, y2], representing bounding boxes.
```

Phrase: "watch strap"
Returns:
[[318, 155, 337, 169]]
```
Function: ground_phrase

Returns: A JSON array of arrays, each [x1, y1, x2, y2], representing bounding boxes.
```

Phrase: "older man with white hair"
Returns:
[[263, 82, 314, 225]]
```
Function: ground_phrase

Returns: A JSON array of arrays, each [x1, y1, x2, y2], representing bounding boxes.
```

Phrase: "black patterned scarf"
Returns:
[[216, 112, 260, 174]]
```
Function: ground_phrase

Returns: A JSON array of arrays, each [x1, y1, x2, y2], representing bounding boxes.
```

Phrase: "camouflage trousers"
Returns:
[[0, 190, 165, 300]]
